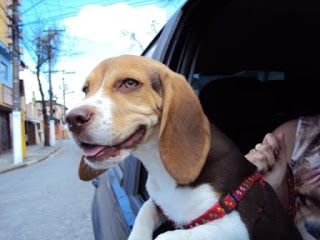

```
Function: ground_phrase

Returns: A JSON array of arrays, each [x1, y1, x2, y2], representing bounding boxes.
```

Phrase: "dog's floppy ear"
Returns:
[[78, 156, 106, 181], [158, 68, 211, 184]]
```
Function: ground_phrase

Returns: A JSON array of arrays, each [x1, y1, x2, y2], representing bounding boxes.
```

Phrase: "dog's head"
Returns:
[[66, 55, 210, 184]]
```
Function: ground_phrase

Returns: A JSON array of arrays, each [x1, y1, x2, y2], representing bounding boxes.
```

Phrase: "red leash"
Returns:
[[183, 172, 264, 229], [155, 172, 265, 229]]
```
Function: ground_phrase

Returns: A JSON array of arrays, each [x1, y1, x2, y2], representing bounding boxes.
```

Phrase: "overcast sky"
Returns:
[[20, 1, 185, 110]]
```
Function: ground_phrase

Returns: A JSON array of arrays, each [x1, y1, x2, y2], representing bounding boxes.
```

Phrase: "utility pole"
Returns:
[[43, 69, 74, 139], [62, 71, 75, 120], [62, 77, 67, 139], [11, 0, 22, 164], [44, 29, 64, 146], [48, 40, 55, 146], [62, 71, 75, 139], [44, 70, 74, 123], [62, 77, 66, 121]]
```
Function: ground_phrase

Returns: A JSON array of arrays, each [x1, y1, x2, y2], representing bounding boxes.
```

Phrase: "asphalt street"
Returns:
[[0, 140, 95, 240]]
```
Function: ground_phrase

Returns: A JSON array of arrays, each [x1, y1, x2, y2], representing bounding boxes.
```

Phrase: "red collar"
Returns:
[[155, 172, 264, 229]]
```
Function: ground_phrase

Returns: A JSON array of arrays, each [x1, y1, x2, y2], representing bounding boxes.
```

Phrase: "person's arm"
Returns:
[[272, 119, 298, 163], [245, 119, 298, 209]]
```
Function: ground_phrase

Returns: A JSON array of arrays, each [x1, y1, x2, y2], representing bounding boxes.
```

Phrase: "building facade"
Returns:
[[0, 0, 13, 153], [26, 100, 66, 145]]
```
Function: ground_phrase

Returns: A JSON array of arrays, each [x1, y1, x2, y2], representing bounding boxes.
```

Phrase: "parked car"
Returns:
[[91, 0, 320, 239]]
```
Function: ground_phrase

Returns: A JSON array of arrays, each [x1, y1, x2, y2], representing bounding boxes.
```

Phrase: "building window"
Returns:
[[2, 85, 13, 106], [0, 62, 8, 81]]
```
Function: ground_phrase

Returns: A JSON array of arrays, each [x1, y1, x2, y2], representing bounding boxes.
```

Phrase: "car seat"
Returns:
[[199, 77, 276, 154]]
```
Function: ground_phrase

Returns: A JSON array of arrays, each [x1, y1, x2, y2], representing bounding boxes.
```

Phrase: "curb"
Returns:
[[0, 163, 28, 174], [0, 145, 65, 175]]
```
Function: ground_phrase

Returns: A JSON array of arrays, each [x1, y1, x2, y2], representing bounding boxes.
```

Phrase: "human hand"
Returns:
[[245, 133, 288, 191]]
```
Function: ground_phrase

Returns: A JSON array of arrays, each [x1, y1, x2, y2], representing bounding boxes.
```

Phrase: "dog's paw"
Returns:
[[154, 230, 188, 240], [128, 233, 152, 240], [128, 236, 146, 240], [154, 233, 169, 240]]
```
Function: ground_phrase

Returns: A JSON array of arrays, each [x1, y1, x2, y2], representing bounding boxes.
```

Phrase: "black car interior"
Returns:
[[199, 76, 275, 154], [192, 0, 320, 154]]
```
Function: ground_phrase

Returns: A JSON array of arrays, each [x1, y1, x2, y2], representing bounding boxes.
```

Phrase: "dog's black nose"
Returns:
[[66, 107, 93, 133]]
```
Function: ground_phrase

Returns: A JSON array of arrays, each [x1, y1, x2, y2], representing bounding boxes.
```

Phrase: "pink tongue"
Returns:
[[83, 145, 120, 158], [83, 146, 106, 157], [82, 128, 145, 158]]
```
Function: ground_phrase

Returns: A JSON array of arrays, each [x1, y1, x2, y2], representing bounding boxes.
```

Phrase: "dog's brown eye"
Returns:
[[121, 79, 140, 89], [82, 86, 89, 95]]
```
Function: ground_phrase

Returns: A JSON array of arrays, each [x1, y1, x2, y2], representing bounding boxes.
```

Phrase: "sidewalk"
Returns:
[[0, 139, 68, 174]]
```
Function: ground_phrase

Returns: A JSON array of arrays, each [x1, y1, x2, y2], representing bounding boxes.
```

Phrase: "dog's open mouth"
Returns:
[[80, 126, 146, 161]]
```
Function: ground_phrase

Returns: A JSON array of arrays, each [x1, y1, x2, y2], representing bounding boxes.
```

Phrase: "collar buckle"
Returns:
[[219, 192, 237, 213]]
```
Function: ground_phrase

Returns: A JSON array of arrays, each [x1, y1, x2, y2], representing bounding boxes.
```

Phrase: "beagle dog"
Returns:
[[66, 55, 301, 240]]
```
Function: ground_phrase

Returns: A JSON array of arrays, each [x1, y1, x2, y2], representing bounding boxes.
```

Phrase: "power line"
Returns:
[[22, 0, 104, 19], [30, 0, 40, 29], [23, 0, 107, 17], [22, 0, 46, 14], [20, 0, 162, 26], [57, 0, 66, 31], [21, 10, 79, 26], [44, 1, 55, 26]]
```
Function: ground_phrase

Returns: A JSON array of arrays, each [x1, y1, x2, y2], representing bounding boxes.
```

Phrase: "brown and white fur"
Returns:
[[66, 55, 301, 240]]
